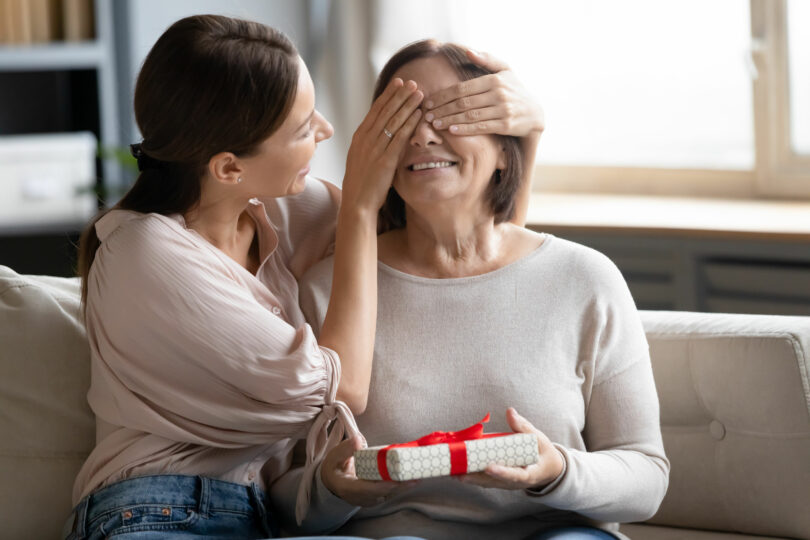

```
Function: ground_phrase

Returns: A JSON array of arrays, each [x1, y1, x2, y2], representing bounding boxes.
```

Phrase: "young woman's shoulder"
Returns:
[[258, 176, 341, 280], [92, 209, 232, 297], [257, 176, 340, 232], [97, 210, 197, 261]]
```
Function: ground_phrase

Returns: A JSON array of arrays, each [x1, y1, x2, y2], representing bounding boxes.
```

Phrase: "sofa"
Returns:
[[1, 265, 808, 540]]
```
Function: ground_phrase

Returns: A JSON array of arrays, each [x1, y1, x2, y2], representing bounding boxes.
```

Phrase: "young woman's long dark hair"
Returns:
[[77, 14, 300, 305], [373, 40, 524, 234]]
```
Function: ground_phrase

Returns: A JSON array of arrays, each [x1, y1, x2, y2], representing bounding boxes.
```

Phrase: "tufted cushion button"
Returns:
[[709, 420, 726, 440]]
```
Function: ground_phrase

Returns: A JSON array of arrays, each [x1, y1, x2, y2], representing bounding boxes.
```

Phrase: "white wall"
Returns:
[[118, 0, 313, 165], [125, 0, 309, 76], [115, 0, 375, 185]]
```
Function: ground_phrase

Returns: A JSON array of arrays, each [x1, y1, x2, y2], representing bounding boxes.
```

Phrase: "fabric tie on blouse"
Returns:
[[297, 383, 361, 524]]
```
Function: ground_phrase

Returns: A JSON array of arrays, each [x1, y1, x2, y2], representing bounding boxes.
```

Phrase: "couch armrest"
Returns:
[[639, 310, 810, 538]]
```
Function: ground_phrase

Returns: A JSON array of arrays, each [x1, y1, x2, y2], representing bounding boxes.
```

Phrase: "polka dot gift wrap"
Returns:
[[354, 432, 540, 481]]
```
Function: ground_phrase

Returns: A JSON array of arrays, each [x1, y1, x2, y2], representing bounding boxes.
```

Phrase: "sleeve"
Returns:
[[270, 459, 360, 535], [261, 176, 341, 281], [85, 214, 340, 447], [267, 259, 359, 532], [526, 254, 670, 522]]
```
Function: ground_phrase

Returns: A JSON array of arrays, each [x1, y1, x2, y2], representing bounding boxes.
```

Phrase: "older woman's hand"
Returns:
[[456, 408, 565, 491], [422, 50, 544, 138], [321, 436, 416, 507]]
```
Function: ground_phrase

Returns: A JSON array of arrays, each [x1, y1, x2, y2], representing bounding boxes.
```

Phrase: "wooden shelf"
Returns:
[[0, 42, 105, 72], [527, 193, 810, 242], [0, 221, 86, 237]]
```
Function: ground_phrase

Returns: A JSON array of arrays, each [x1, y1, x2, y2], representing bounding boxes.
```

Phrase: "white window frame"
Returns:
[[534, 0, 810, 200], [751, 0, 810, 198]]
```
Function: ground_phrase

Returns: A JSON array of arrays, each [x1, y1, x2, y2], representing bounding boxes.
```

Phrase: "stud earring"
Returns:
[[236, 177, 243, 184]]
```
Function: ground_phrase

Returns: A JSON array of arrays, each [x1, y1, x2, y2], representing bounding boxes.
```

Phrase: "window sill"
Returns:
[[526, 192, 810, 242]]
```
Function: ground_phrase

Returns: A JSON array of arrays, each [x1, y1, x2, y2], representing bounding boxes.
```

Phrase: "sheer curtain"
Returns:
[[306, 0, 373, 185], [309, 0, 756, 184]]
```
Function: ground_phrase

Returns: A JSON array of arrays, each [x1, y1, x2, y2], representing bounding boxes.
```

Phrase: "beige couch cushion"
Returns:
[[0, 266, 94, 540], [640, 311, 810, 539]]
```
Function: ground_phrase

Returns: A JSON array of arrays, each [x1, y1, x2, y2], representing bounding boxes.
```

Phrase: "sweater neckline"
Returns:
[[377, 233, 554, 285]]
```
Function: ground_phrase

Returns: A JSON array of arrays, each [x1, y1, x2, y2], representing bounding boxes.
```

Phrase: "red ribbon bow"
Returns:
[[376, 413, 510, 481]]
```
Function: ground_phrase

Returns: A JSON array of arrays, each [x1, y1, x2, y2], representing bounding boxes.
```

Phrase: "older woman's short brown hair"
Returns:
[[375, 39, 524, 234]]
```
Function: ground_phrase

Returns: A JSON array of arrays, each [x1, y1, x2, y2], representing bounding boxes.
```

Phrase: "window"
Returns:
[[371, 0, 810, 198], [750, 0, 810, 197], [788, 0, 810, 156]]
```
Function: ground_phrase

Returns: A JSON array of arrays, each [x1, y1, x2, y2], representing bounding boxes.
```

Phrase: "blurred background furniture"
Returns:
[[527, 193, 810, 316], [1, 265, 808, 539], [0, 0, 307, 277], [1, 0, 808, 316], [0, 0, 118, 278]]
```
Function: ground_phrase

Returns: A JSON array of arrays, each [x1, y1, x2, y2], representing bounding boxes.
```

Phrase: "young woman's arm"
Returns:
[[317, 78, 423, 413]]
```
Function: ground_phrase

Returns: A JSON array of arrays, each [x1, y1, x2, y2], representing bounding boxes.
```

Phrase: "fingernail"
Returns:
[[425, 100, 434, 109], [433, 119, 442, 128], [425, 112, 434, 122], [449, 125, 459, 133]]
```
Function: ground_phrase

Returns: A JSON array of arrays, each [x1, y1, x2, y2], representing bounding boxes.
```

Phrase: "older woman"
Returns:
[[272, 40, 669, 540]]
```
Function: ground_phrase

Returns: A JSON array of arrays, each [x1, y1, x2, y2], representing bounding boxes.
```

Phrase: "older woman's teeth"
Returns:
[[411, 161, 454, 171]]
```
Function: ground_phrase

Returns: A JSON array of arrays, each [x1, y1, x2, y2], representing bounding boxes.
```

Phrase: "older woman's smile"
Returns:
[[390, 56, 507, 212], [409, 160, 455, 171], [405, 154, 458, 172]]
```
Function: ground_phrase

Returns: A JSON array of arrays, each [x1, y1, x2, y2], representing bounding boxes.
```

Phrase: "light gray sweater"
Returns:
[[271, 234, 669, 539]]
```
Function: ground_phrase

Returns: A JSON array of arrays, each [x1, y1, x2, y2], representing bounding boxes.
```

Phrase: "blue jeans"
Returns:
[[63, 474, 424, 540], [526, 527, 618, 539], [63, 475, 276, 539]]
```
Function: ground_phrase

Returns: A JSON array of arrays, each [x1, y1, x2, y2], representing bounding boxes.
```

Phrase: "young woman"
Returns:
[[65, 14, 424, 539]]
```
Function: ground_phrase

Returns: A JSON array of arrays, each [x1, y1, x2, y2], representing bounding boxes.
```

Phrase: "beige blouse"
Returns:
[[72, 177, 358, 522]]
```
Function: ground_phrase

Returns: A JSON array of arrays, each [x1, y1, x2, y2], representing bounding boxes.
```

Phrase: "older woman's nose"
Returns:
[[409, 116, 442, 147]]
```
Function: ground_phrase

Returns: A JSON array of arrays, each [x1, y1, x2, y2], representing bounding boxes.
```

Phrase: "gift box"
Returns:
[[354, 414, 540, 481]]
